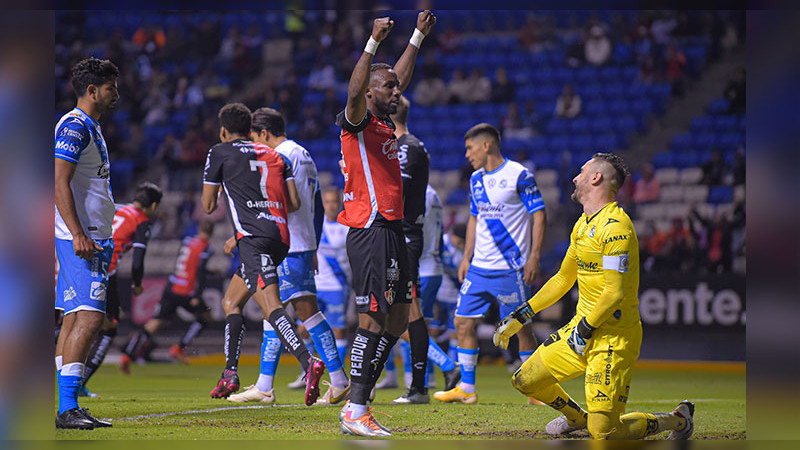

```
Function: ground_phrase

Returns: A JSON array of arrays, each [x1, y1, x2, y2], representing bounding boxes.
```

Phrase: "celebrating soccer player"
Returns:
[[434, 123, 545, 405], [336, 11, 436, 437], [493, 153, 695, 440], [202, 103, 325, 405], [54, 57, 119, 429]]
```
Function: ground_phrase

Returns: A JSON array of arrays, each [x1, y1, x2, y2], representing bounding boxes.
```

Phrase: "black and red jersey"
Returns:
[[398, 132, 430, 236], [168, 236, 212, 297], [203, 139, 293, 247], [108, 204, 151, 275], [336, 110, 404, 228]]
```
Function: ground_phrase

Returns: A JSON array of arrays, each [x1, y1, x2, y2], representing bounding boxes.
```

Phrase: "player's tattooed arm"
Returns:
[[393, 10, 436, 92], [345, 17, 394, 125], [55, 158, 102, 260]]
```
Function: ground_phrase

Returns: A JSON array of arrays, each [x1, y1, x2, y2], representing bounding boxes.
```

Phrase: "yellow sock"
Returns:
[[512, 353, 587, 427], [619, 412, 686, 439]]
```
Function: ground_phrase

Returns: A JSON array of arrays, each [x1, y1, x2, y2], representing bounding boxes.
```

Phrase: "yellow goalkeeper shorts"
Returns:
[[534, 315, 642, 413]]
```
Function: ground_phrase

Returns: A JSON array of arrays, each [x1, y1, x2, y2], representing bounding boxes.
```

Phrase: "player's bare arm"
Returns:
[[523, 209, 546, 285], [55, 158, 102, 260], [393, 10, 436, 92], [201, 183, 221, 214], [344, 17, 394, 124], [223, 236, 236, 257], [286, 178, 300, 213], [458, 214, 477, 283]]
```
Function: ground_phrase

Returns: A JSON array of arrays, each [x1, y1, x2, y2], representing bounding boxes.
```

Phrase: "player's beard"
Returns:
[[571, 187, 581, 204]]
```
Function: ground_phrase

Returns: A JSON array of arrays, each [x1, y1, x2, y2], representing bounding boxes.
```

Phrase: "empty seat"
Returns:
[[665, 203, 690, 220], [654, 167, 679, 185], [713, 115, 739, 131], [652, 152, 676, 168], [679, 167, 703, 184], [707, 186, 733, 204], [660, 185, 683, 203], [692, 132, 718, 150], [683, 185, 709, 202], [671, 133, 693, 152], [691, 115, 714, 133]]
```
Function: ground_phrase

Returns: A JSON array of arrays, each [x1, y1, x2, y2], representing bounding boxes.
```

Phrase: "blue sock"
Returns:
[[58, 363, 84, 414], [400, 340, 412, 374], [457, 347, 479, 391], [384, 346, 396, 372], [520, 350, 534, 363], [428, 337, 456, 372], [256, 321, 282, 392], [305, 312, 343, 373], [425, 359, 434, 386], [448, 337, 458, 362]]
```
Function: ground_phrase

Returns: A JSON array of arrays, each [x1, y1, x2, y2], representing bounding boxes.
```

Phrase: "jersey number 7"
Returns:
[[249, 160, 269, 199]]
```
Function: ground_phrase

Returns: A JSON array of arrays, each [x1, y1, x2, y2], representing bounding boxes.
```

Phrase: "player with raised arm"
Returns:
[[54, 57, 118, 429], [336, 11, 436, 437], [493, 153, 695, 440], [119, 220, 216, 366], [434, 123, 545, 405], [202, 103, 325, 405], [227, 107, 349, 405]]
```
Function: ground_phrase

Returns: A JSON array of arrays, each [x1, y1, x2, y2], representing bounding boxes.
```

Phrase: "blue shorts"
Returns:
[[317, 288, 348, 329], [55, 238, 114, 315], [456, 266, 531, 319], [419, 275, 442, 320], [277, 251, 317, 303]]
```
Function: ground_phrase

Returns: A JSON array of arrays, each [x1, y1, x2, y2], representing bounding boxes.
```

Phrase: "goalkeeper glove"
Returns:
[[567, 317, 595, 355], [493, 302, 535, 349]]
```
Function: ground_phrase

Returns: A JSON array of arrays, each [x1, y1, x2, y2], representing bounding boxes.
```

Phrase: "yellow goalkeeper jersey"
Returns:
[[529, 201, 640, 329]]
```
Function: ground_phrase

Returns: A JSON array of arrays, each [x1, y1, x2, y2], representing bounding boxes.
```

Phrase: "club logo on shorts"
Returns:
[[384, 288, 395, 305], [90, 282, 106, 301], [63, 287, 77, 302], [387, 258, 399, 282]]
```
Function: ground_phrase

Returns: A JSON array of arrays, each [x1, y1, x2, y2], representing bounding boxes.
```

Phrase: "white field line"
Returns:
[[113, 403, 308, 421]]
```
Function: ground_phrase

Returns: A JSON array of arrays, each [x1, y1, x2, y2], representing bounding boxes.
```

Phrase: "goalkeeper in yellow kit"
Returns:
[[493, 153, 695, 440]]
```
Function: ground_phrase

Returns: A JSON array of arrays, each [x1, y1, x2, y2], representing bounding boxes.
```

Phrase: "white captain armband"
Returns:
[[602, 254, 629, 273]]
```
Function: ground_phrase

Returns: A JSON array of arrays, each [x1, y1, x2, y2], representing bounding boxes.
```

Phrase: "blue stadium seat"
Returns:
[[528, 137, 548, 155], [553, 67, 574, 84], [691, 115, 714, 133], [613, 43, 634, 64], [631, 98, 655, 115], [675, 151, 701, 168], [607, 99, 630, 114], [603, 83, 625, 99], [621, 66, 639, 82], [593, 134, 618, 151], [536, 84, 561, 101], [713, 115, 739, 132], [708, 98, 730, 115], [719, 132, 744, 150], [445, 188, 469, 206], [570, 135, 594, 152], [625, 83, 649, 100], [576, 66, 599, 83], [568, 118, 590, 134], [599, 66, 622, 82], [693, 132, 718, 150], [738, 116, 746, 131], [649, 83, 672, 100], [614, 115, 637, 134], [652, 152, 676, 168], [589, 117, 613, 134], [546, 118, 568, 135], [584, 100, 608, 116], [579, 83, 604, 100], [548, 135, 570, 152], [707, 186, 733, 204], [671, 133, 693, 152]]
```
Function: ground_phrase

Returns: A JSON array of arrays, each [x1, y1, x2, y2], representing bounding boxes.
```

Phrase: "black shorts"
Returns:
[[237, 236, 289, 295], [347, 220, 412, 314], [106, 274, 120, 322], [405, 231, 423, 298], [153, 284, 210, 320]]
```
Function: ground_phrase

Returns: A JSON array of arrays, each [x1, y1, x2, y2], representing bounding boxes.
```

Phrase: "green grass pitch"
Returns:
[[55, 360, 745, 440]]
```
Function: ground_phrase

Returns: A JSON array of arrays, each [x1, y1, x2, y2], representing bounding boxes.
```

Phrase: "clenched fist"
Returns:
[[372, 17, 394, 42], [416, 10, 437, 35]]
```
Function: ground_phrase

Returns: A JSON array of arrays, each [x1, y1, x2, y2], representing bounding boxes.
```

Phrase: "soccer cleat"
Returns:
[[369, 387, 376, 402], [55, 407, 94, 430], [210, 370, 240, 398], [78, 385, 99, 398], [227, 385, 275, 403], [340, 411, 392, 437], [668, 400, 695, 440], [80, 408, 112, 428], [169, 344, 190, 364], [391, 386, 429, 404], [288, 371, 306, 390], [545, 415, 586, 436], [374, 371, 399, 389], [304, 356, 326, 406], [443, 366, 461, 391], [316, 380, 351, 405], [433, 386, 478, 404], [119, 353, 132, 375], [339, 400, 350, 422]]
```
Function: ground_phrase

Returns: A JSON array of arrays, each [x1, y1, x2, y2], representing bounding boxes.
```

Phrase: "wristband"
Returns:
[[364, 36, 379, 55], [576, 317, 595, 339], [511, 302, 535, 324], [409, 28, 425, 48]]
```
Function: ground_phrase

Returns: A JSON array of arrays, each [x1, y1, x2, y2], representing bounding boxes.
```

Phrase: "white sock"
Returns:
[[348, 402, 368, 419], [61, 362, 85, 377], [459, 382, 476, 394], [55, 355, 63, 371], [330, 368, 349, 388], [403, 371, 413, 389], [256, 374, 274, 392]]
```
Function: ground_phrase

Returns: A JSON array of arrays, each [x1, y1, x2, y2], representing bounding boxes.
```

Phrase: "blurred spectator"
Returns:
[[661, 217, 698, 273], [632, 25, 653, 63], [732, 146, 745, 186], [608, 12, 630, 44], [665, 44, 687, 97], [490, 67, 515, 103], [633, 163, 661, 204], [637, 54, 657, 84], [701, 149, 726, 186], [584, 25, 611, 66], [500, 103, 534, 140], [241, 24, 264, 76], [175, 188, 198, 238], [688, 203, 745, 274], [724, 67, 746, 115], [515, 150, 535, 173], [640, 220, 669, 272], [320, 88, 340, 123], [650, 12, 677, 46], [438, 23, 462, 54], [518, 14, 541, 52], [181, 129, 207, 166], [555, 83, 582, 118], [218, 26, 242, 62], [521, 99, 544, 135], [141, 87, 170, 126], [673, 11, 699, 38], [464, 68, 491, 103], [308, 61, 337, 91], [413, 63, 448, 106], [447, 68, 471, 104], [193, 19, 221, 58], [132, 24, 166, 55], [299, 104, 324, 141]]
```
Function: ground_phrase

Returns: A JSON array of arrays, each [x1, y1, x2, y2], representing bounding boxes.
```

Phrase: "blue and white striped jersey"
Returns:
[[468, 159, 545, 271]]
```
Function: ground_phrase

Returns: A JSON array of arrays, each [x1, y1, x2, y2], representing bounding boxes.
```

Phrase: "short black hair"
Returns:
[[464, 122, 501, 145], [371, 62, 392, 73], [251, 107, 286, 137], [592, 152, 630, 189], [134, 181, 163, 208], [218, 103, 252, 137], [71, 57, 119, 97]]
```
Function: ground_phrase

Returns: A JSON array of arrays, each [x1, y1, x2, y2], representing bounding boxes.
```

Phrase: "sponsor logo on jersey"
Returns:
[[499, 179, 508, 188], [618, 254, 629, 273], [603, 234, 628, 245], [63, 287, 77, 302], [343, 191, 354, 202], [587, 372, 603, 385], [605, 346, 613, 385], [381, 138, 398, 160], [90, 281, 106, 301], [606, 218, 619, 226], [575, 256, 599, 271], [256, 212, 286, 223], [59, 127, 85, 139], [55, 139, 81, 154]]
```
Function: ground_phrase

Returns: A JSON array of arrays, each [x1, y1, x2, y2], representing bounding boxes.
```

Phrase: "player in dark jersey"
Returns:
[[79, 182, 162, 390], [118, 220, 216, 370], [202, 103, 325, 405], [337, 11, 436, 437], [378, 95, 460, 404]]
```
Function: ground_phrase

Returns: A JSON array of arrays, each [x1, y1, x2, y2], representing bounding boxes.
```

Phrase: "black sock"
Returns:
[[123, 329, 150, 358], [349, 328, 382, 405], [83, 327, 117, 384], [408, 318, 429, 392], [268, 308, 311, 372], [180, 319, 206, 349], [224, 314, 245, 371], [370, 333, 399, 385]]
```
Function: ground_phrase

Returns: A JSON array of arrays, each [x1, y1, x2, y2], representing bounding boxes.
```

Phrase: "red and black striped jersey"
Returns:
[[336, 110, 404, 228], [108, 204, 151, 274], [168, 236, 212, 297], [203, 139, 293, 247]]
